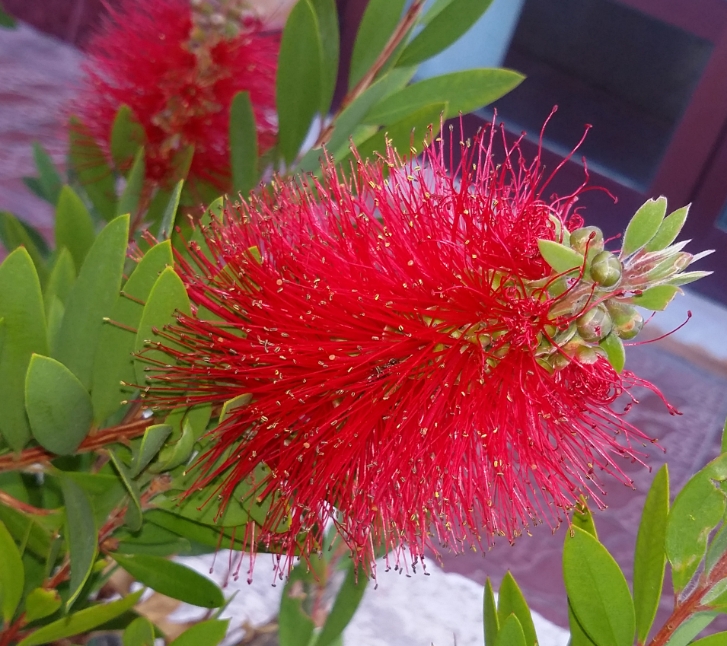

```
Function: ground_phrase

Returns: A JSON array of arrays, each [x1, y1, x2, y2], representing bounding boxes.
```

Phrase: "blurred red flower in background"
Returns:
[[146, 125, 676, 573], [76, 0, 278, 190]]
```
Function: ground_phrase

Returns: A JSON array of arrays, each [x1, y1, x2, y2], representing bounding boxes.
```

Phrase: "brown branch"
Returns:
[[0, 491, 57, 516], [0, 418, 155, 473]]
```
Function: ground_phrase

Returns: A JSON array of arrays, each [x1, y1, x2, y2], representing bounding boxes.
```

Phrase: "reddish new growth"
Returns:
[[148, 125, 673, 573], [77, 0, 278, 189]]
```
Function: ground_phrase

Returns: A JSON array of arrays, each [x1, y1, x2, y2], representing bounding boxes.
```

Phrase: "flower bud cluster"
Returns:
[[534, 202, 712, 372]]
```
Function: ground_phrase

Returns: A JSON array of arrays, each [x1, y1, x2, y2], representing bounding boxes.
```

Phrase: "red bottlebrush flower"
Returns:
[[146, 124, 683, 574], [77, 0, 278, 190]]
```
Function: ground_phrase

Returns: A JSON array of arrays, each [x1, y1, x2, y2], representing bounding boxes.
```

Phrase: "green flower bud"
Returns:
[[589, 251, 622, 287], [569, 226, 604, 256], [576, 305, 613, 343], [575, 345, 601, 365], [606, 300, 643, 340]]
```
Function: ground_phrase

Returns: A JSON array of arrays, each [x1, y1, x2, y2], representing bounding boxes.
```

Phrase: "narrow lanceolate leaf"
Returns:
[[310, 0, 339, 114], [484, 578, 500, 646], [92, 240, 173, 424], [230, 92, 258, 196], [644, 205, 689, 252], [572, 498, 598, 539], [134, 267, 191, 387], [628, 285, 680, 311], [365, 69, 524, 125], [157, 179, 184, 240], [32, 142, 63, 205], [568, 601, 596, 646], [44, 248, 76, 311], [0, 248, 49, 450], [25, 355, 93, 455], [279, 566, 316, 646], [633, 465, 669, 644], [662, 612, 718, 646], [54, 185, 96, 273], [494, 614, 526, 646], [564, 527, 635, 646], [111, 552, 224, 608], [169, 620, 229, 646], [600, 333, 626, 373], [691, 631, 727, 646], [108, 450, 143, 531], [0, 520, 24, 623], [666, 453, 727, 593], [110, 104, 146, 170], [60, 477, 98, 609], [620, 197, 667, 257], [538, 239, 585, 274], [54, 214, 129, 390], [349, 0, 406, 89], [668, 270, 712, 287], [0, 211, 49, 282], [68, 116, 117, 221], [352, 102, 445, 164], [315, 564, 369, 646], [130, 424, 172, 477], [17, 590, 143, 646], [497, 572, 537, 646], [722, 416, 727, 454], [397, 0, 495, 67], [277, 0, 323, 163], [116, 147, 146, 218]]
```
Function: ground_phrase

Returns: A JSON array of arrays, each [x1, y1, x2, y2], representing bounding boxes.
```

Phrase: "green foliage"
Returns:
[[276, 0, 323, 163], [168, 620, 230, 646], [110, 104, 146, 170], [621, 196, 667, 257], [54, 186, 95, 273], [230, 92, 259, 196], [0, 520, 24, 623]]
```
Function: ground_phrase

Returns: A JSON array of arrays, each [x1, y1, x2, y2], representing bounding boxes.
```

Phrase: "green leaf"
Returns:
[[25, 355, 93, 455], [110, 105, 147, 170], [54, 214, 129, 389], [59, 477, 98, 609], [32, 142, 63, 205], [600, 333, 626, 374], [484, 578, 499, 646], [144, 510, 247, 551], [633, 465, 669, 644], [155, 418, 195, 472], [315, 565, 368, 646], [0, 505, 54, 561], [705, 524, 727, 576], [220, 393, 253, 424], [117, 147, 146, 218], [568, 601, 596, 646], [628, 285, 680, 311], [349, 0, 406, 89], [230, 92, 258, 196], [0, 520, 24, 623], [130, 424, 172, 477], [666, 454, 727, 593], [351, 101, 445, 164], [621, 197, 667, 257], [157, 180, 184, 241], [108, 450, 143, 532], [644, 205, 689, 252], [310, 0, 339, 114], [668, 270, 713, 287], [92, 239, 173, 424], [691, 632, 727, 646], [366, 69, 523, 124], [663, 612, 718, 646], [277, 0, 323, 163], [571, 499, 598, 539], [0, 212, 49, 282], [494, 614, 526, 646], [111, 552, 224, 608], [24, 587, 62, 623], [17, 589, 143, 646], [44, 248, 75, 311], [538, 239, 585, 274], [0, 248, 48, 450], [54, 185, 96, 273], [122, 616, 155, 646], [134, 266, 191, 386], [497, 573, 537, 646], [279, 565, 316, 646], [169, 619, 229, 646], [563, 527, 635, 646], [68, 116, 117, 222], [397, 0, 494, 67]]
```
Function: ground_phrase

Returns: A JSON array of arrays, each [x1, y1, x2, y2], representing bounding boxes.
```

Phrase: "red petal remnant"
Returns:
[[146, 123, 677, 575], [76, 0, 278, 190]]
